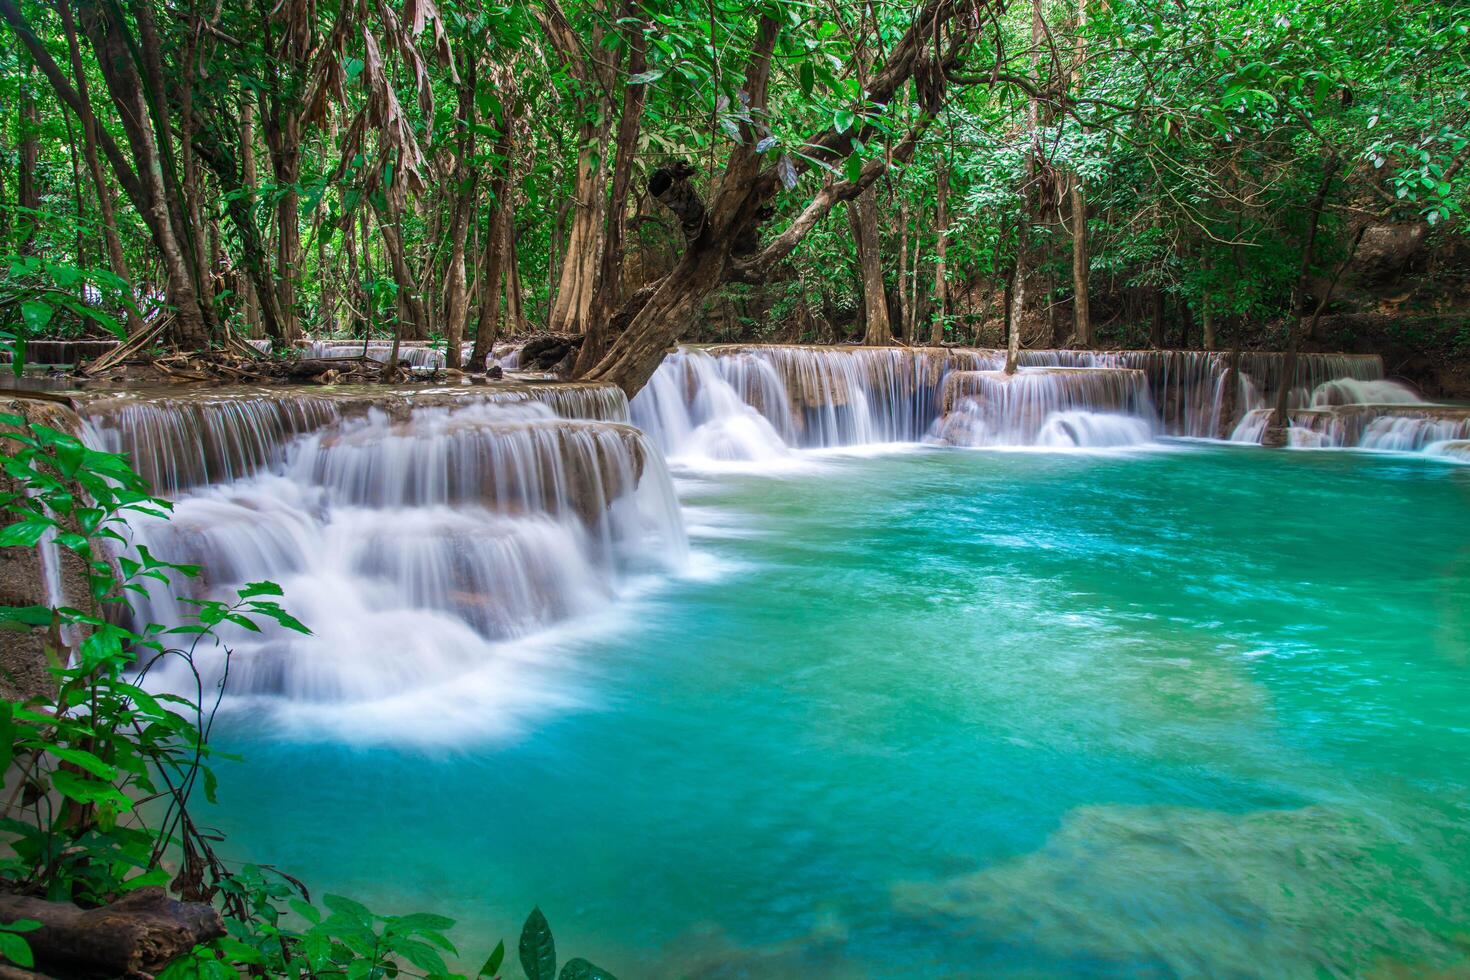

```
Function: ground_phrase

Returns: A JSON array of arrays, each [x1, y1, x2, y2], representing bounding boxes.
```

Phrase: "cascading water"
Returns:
[[81, 386, 685, 732], [931, 368, 1158, 448], [632, 345, 988, 461]]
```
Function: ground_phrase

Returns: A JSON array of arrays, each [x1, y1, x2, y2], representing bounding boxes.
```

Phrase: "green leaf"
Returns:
[[323, 894, 374, 926], [799, 61, 815, 97], [19, 300, 53, 335], [238, 581, 284, 599], [51, 770, 132, 809], [480, 939, 506, 977], [0, 932, 33, 968], [518, 908, 555, 980], [844, 153, 863, 185], [0, 520, 49, 548], [833, 109, 855, 134], [46, 745, 118, 780], [560, 959, 617, 980]]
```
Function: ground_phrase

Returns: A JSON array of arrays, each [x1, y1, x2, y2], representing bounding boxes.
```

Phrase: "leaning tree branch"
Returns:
[[740, 124, 929, 278]]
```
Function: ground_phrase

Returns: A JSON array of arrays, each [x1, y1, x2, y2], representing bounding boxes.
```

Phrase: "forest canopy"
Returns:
[[1, 0, 1467, 394]]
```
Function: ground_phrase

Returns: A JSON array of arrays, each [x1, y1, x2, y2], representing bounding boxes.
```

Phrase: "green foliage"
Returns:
[[0, 409, 595, 978]]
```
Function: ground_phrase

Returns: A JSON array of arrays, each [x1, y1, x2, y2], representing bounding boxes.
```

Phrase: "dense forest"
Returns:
[[3, 2, 1470, 977], [2, 0, 1467, 397]]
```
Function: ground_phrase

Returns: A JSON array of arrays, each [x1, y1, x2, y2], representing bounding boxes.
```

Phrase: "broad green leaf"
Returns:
[[560, 958, 617, 980], [519, 907, 555, 980]]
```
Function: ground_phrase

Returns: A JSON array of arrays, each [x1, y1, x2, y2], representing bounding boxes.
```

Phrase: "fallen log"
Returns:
[[0, 888, 223, 979]]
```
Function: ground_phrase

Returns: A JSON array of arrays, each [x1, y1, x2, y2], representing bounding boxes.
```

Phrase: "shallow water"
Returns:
[[207, 443, 1470, 978]]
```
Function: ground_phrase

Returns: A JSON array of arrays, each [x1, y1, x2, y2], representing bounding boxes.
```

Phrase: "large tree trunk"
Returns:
[[2, 0, 211, 345], [897, 198, 910, 340], [1005, 253, 1025, 374], [506, 219, 527, 334], [849, 184, 891, 345], [468, 121, 516, 370], [375, 194, 429, 369], [587, 0, 984, 397], [548, 114, 611, 335], [577, 7, 649, 374], [79, 0, 210, 347]]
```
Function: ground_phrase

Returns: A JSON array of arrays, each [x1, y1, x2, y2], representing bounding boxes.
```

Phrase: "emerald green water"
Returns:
[[212, 444, 1470, 977]]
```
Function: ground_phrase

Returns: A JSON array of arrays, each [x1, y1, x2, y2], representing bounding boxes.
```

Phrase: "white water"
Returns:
[[74, 344, 1462, 736], [84, 392, 685, 736]]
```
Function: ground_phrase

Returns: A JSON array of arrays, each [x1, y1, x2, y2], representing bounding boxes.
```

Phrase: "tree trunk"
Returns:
[[238, 96, 263, 337], [17, 64, 40, 254], [506, 219, 527, 334], [375, 195, 429, 368], [548, 113, 611, 335], [1070, 175, 1091, 347], [1149, 287, 1165, 348], [83, 0, 210, 346], [849, 184, 891, 345], [1005, 253, 1025, 374], [897, 198, 910, 341], [442, 55, 479, 370], [1264, 154, 1341, 447], [1068, 0, 1091, 348], [468, 122, 516, 370], [578, 8, 649, 374], [931, 153, 949, 345]]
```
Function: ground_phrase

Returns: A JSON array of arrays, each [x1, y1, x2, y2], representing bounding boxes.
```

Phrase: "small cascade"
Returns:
[[77, 383, 630, 497], [632, 345, 985, 460], [81, 392, 341, 496], [302, 340, 472, 370], [631, 348, 791, 462], [0, 339, 120, 365], [1237, 352, 1383, 412], [1308, 378, 1423, 407], [932, 368, 1157, 448], [1230, 405, 1470, 453]]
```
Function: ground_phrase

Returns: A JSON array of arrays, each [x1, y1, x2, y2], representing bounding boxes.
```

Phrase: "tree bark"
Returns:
[[58, 0, 141, 333], [0, 888, 223, 979], [442, 53, 479, 370], [931, 153, 949, 345], [578, 5, 649, 374], [1069, 175, 1091, 347], [17, 63, 40, 255], [80, 0, 210, 346], [468, 120, 516, 370], [1264, 154, 1341, 447], [849, 184, 892, 345]]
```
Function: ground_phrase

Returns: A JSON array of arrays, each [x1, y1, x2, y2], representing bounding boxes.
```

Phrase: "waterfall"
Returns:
[[632, 345, 987, 460], [931, 368, 1158, 448], [629, 345, 1407, 457], [1308, 378, 1423, 407], [83, 387, 685, 714], [1230, 405, 1470, 452], [78, 383, 630, 496]]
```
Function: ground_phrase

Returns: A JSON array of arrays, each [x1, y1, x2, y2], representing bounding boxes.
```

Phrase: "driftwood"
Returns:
[[0, 888, 223, 979]]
